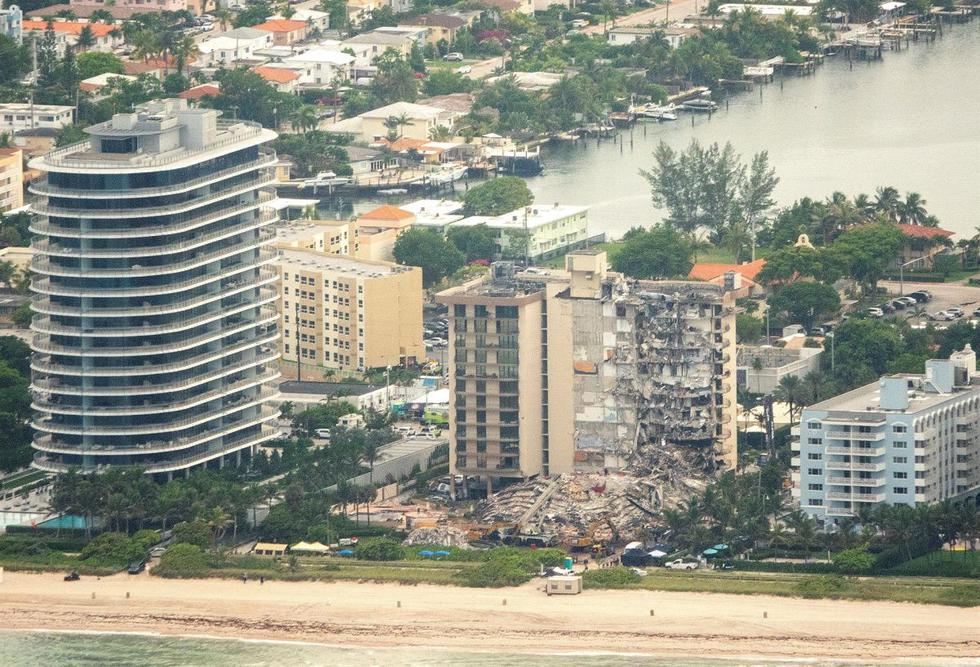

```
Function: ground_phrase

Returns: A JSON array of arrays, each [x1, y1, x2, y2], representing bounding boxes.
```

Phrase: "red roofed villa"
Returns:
[[252, 19, 308, 45], [688, 258, 767, 298]]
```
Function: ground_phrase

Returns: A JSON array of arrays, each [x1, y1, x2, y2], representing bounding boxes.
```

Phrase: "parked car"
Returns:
[[315, 428, 331, 439], [64, 571, 80, 581], [457, 65, 472, 74], [664, 558, 699, 570], [149, 546, 167, 558], [972, 307, 980, 318], [443, 52, 464, 61], [714, 560, 735, 571], [947, 307, 964, 318], [890, 299, 906, 310], [909, 290, 932, 302], [897, 296, 918, 307], [127, 560, 146, 575], [929, 311, 953, 321], [866, 307, 884, 318]]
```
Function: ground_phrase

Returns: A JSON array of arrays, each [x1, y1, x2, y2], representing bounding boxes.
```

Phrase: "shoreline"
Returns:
[[2, 572, 979, 661]]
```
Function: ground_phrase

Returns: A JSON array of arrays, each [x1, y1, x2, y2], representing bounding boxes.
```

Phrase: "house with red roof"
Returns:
[[22, 19, 122, 55], [894, 223, 955, 268], [252, 66, 303, 93], [177, 83, 221, 102], [252, 19, 309, 46], [688, 258, 767, 298]]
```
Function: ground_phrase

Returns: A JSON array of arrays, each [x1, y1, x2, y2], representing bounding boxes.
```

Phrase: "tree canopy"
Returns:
[[462, 176, 533, 216], [610, 224, 695, 279], [447, 223, 497, 262], [767, 282, 841, 330], [393, 229, 465, 287]]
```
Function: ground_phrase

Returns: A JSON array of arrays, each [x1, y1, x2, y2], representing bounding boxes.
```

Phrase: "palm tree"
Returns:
[[897, 191, 928, 225], [291, 105, 318, 133], [205, 506, 233, 551], [213, 9, 233, 31], [774, 375, 804, 424], [785, 509, 818, 562], [89, 9, 114, 24], [171, 35, 199, 77], [874, 186, 900, 221], [428, 125, 452, 141], [391, 112, 414, 139], [853, 192, 874, 219]]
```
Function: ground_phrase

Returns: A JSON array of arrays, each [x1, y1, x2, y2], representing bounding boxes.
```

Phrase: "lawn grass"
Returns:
[[597, 568, 980, 607], [888, 550, 980, 578]]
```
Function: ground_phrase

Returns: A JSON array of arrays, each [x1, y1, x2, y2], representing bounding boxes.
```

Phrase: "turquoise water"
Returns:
[[0, 631, 971, 667], [37, 515, 90, 530]]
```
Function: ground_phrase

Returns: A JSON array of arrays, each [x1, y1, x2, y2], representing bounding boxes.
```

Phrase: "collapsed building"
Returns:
[[437, 250, 736, 526]]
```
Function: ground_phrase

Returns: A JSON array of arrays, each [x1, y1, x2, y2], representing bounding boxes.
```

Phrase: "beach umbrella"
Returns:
[[433, 550, 450, 557], [418, 550, 434, 558], [702, 548, 718, 556], [338, 549, 354, 556], [713, 544, 729, 551]]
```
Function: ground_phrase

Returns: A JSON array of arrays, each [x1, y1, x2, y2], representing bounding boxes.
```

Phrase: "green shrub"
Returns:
[[582, 567, 641, 589], [80, 532, 145, 566], [132, 529, 161, 550], [158, 543, 208, 575], [832, 548, 875, 574], [356, 538, 405, 561], [460, 557, 535, 587], [172, 520, 211, 549], [795, 574, 849, 598], [939, 584, 980, 607]]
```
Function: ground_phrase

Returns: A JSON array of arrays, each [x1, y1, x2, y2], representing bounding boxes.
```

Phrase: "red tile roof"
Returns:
[[178, 84, 221, 100], [252, 19, 308, 33], [23, 20, 117, 37], [253, 66, 300, 83], [688, 258, 766, 282], [360, 205, 414, 221], [895, 223, 954, 239]]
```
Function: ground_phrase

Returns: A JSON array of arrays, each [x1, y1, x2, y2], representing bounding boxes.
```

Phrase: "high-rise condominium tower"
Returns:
[[29, 99, 280, 478]]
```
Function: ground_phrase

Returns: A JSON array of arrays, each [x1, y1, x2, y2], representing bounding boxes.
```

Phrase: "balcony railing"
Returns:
[[32, 299, 278, 340], [36, 217, 274, 260], [826, 476, 886, 487], [33, 275, 277, 319], [826, 430, 885, 441], [33, 387, 278, 436], [32, 262, 274, 300], [825, 461, 887, 472], [33, 315, 277, 359], [36, 120, 265, 170], [32, 330, 279, 377], [31, 194, 276, 239], [825, 445, 886, 456], [33, 351, 278, 397], [33, 369, 279, 417], [31, 173, 276, 220], [32, 234, 272, 279], [29, 151, 276, 199], [33, 421, 279, 472]]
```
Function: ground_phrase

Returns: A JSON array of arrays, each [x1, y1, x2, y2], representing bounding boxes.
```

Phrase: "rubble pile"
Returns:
[[402, 526, 472, 548], [476, 466, 710, 544]]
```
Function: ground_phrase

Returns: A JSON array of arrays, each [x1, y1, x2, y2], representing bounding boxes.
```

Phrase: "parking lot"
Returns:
[[878, 280, 980, 326]]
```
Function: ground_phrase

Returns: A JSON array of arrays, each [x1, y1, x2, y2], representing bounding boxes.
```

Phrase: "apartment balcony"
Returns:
[[32, 351, 278, 397], [790, 456, 800, 467], [825, 445, 886, 457], [826, 491, 886, 502], [791, 426, 800, 437], [790, 439, 801, 452], [825, 460, 887, 472], [914, 429, 935, 441], [31, 298, 278, 342], [35, 218, 274, 260], [32, 329, 279, 377], [33, 317, 278, 361], [32, 259, 274, 300], [30, 173, 275, 220], [826, 476, 886, 487], [31, 194, 277, 240], [33, 277, 277, 322], [29, 152, 277, 200], [32, 234, 271, 279], [826, 430, 885, 441], [32, 368, 279, 417], [33, 387, 278, 437], [826, 506, 856, 517], [33, 423, 279, 474]]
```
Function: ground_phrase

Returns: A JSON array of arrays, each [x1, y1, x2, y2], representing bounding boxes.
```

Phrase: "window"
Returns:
[[807, 453, 822, 460], [808, 483, 823, 491], [893, 472, 908, 479], [893, 487, 908, 494], [894, 441, 908, 449], [808, 421, 822, 430], [101, 136, 137, 153], [893, 456, 907, 464], [807, 468, 823, 476], [893, 425, 908, 433], [808, 437, 823, 445], [808, 498, 823, 506], [454, 304, 466, 317]]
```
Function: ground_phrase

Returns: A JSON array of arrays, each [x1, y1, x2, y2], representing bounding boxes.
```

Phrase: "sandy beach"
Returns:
[[1, 571, 979, 661]]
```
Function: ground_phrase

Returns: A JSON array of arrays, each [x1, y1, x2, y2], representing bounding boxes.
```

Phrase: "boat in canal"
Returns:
[[681, 98, 719, 113]]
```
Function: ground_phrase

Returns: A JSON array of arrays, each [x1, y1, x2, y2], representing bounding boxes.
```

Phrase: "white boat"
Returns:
[[637, 104, 678, 121], [427, 163, 468, 186], [299, 171, 351, 189], [681, 98, 719, 113]]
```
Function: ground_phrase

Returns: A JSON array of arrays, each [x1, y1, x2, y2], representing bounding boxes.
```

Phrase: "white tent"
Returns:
[[407, 388, 449, 407], [290, 541, 330, 554]]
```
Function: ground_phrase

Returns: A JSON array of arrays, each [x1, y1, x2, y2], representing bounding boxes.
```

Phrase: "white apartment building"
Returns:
[[281, 48, 355, 85], [793, 346, 980, 524], [0, 104, 74, 134], [0, 4, 22, 43], [198, 28, 274, 67], [449, 204, 591, 262]]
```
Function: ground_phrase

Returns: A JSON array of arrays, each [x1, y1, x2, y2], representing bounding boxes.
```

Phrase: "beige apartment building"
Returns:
[[275, 248, 424, 374], [276, 219, 356, 255], [438, 251, 737, 495], [0, 147, 23, 211]]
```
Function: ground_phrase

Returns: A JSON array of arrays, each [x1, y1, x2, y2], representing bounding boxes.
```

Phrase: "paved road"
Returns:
[[581, 0, 702, 35], [879, 280, 980, 326]]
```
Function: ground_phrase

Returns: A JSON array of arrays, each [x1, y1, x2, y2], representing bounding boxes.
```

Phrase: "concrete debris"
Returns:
[[476, 468, 708, 544], [402, 526, 472, 548]]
